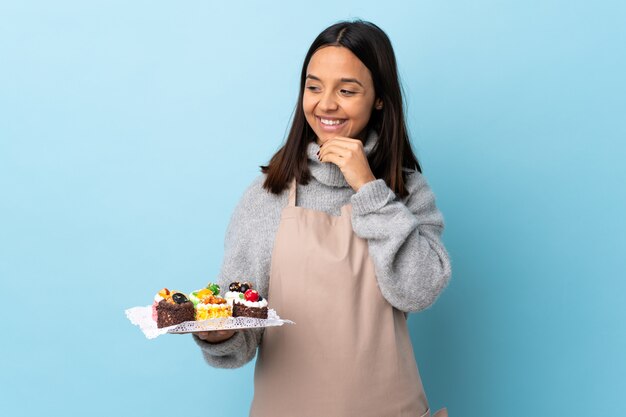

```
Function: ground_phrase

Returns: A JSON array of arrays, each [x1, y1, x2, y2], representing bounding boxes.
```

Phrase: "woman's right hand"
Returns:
[[195, 330, 236, 344]]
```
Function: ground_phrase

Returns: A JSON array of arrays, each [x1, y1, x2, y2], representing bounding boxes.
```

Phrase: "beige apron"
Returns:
[[250, 180, 448, 417]]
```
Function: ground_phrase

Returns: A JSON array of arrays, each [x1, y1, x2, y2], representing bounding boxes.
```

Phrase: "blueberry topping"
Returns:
[[172, 293, 188, 304], [240, 283, 250, 293]]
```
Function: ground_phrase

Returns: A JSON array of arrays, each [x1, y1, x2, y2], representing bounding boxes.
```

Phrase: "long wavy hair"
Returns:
[[261, 20, 422, 198]]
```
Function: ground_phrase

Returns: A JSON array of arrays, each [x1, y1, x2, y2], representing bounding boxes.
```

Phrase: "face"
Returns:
[[303, 46, 381, 144]]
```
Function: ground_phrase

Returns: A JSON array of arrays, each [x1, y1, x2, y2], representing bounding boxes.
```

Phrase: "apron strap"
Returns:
[[288, 178, 297, 207]]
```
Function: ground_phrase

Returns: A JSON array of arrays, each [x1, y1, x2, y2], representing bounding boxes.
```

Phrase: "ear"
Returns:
[[374, 98, 383, 110]]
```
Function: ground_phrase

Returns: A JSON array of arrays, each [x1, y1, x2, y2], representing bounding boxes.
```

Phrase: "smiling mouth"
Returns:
[[317, 117, 347, 127]]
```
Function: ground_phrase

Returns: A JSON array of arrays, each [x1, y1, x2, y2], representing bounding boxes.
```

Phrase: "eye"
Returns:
[[340, 89, 356, 96], [306, 85, 320, 92]]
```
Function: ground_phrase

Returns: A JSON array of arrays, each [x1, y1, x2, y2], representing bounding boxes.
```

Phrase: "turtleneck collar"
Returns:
[[306, 130, 378, 188]]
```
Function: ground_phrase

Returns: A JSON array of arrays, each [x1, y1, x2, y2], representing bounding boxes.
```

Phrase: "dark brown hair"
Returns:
[[261, 20, 422, 198]]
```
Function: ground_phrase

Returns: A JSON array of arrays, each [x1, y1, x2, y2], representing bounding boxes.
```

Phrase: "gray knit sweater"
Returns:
[[193, 132, 451, 368]]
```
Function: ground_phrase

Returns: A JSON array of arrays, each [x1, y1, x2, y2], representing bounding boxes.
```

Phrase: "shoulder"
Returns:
[[224, 173, 287, 238], [403, 169, 434, 199], [233, 174, 286, 213]]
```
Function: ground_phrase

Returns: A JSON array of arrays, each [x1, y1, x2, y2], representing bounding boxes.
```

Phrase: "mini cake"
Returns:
[[154, 289, 195, 328], [189, 283, 232, 320], [228, 282, 268, 319], [196, 295, 232, 320]]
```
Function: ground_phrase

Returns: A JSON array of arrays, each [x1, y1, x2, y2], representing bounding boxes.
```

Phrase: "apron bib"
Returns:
[[250, 180, 447, 417]]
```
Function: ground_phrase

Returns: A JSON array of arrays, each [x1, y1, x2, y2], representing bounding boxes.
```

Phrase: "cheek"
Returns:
[[351, 103, 373, 124], [302, 95, 315, 115]]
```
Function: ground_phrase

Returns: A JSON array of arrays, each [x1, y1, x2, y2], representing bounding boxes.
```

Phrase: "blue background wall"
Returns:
[[1, 1, 624, 416]]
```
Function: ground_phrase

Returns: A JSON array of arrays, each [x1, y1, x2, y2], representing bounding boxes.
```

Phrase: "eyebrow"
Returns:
[[306, 74, 364, 87]]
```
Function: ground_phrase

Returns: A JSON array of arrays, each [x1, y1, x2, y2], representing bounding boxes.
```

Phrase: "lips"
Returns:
[[316, 116, 347, 132]]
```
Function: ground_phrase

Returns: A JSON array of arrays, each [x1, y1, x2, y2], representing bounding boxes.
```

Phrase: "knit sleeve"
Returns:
[[349, 172, 451, 312], [192, 176, 275, 368]]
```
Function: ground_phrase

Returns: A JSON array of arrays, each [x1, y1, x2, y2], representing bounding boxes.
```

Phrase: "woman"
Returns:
[[195, 20, 451, 417]]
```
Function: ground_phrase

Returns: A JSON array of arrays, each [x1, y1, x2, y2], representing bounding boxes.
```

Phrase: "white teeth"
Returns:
[[320, 118, 345, 126]]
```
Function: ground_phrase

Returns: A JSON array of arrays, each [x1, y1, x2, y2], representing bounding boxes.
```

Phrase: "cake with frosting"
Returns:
[[227, 281, 269, 319], [189, 283, 232, 320], [153, 288, 195, 328]]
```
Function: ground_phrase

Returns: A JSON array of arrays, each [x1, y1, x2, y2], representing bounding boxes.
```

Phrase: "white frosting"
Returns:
[[154, 294, 164, 303], [234, 298, 268, 308], [224, 291, 268, 308], [189, 292, 201, 305], [224, 291, 241, 301]]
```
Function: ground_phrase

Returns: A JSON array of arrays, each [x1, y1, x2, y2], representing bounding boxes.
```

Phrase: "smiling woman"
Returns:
[[193, 20, 450, 417], [303, 46, 380, 142]]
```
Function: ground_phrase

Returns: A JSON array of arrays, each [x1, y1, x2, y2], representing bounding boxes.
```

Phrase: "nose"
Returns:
[[318, 91, 338, 112]]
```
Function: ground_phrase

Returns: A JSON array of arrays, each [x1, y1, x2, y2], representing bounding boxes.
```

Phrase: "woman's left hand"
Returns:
[[318, 136, 376, 192]]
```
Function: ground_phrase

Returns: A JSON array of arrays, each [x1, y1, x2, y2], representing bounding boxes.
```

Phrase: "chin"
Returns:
[[315, 129, 352, 143]]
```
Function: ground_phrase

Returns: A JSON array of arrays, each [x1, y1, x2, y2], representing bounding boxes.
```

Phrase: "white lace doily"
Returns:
[[125, 305, 294, 340]]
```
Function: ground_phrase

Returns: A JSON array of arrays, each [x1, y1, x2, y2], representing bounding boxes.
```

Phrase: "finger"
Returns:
[[324, 136, 363, 149], [319, 140, 351, 154], [319, 152, 346, 168], [320, 139, 362, 158], [320, 144, 361, 164], [318, 144, 350, 160], [326, 135, 360, 143], [195, 330, 234, 341]]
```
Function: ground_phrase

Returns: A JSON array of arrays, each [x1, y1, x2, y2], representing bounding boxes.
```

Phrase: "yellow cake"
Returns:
[[189, 285, 232, 320]]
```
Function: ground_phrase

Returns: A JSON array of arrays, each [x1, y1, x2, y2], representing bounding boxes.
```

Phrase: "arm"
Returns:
[[193, 176, 275, 368], [350, 172, 451, 312], [192, 328, 263, 369]]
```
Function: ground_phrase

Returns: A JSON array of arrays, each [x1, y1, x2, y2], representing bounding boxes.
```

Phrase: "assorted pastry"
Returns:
[[189, 283, 231, 320], [226, 281, 269, 319], [153, 281, 269, 328], [152, 288, 195, 329]]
